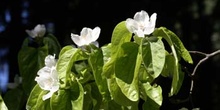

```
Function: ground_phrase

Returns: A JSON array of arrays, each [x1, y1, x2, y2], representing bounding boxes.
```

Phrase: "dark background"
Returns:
[[0, 0, 220, 110]]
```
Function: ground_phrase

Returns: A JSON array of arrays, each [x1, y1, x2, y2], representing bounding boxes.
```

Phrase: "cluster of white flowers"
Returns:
[[31, 10, 157, 101], [35, 54, 59, 100], [70, 10, 157, 47]]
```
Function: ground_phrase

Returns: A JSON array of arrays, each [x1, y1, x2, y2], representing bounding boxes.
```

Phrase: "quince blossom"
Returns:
[[71, 27, 100, 47], [125, 10, 157, 37], [26, 24, 46, 38], [35, 54, 59, 100]]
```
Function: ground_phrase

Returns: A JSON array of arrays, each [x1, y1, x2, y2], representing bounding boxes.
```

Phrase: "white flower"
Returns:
[[45, 54, 56, 68], [125, 10, 157, 37], [7, 74, 22, 89], [71, 27, 100, 47], [26, 24, 46, 38], [35, 54, 59, 100]]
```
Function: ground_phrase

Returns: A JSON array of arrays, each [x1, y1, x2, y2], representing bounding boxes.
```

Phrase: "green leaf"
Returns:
[[70, 80, 84, 110], [50, 90, 72, 110], [142, 99, 160, 110], [103, 21, 132, 78], [115, 42, 138, 83], [3, 87, 25, 110], [56, 46, 87, 87], [153, 27, 193, 64], [18, 45, 48, 95], [0, 95, 8, 110], [107, 78, 138, 107], [106, 100, 124, 110], [141, 37, 166, 78], [153, 27, 191, 96], [89, 83, 104, 110], [18, 34, 61, 95], [161, 52, 175, 77], [138, 65, 154, 83], [114, 42, 139, 102], [83, 84, 97, 110], [133, 35, 143, 45], [43, 34, 61, 58], [111, 21, 132, 56], [26, 84, 51, 110], [50, 80, 84, 110], [88, 45, 111, 101], [101, 43, 112, 64], [141, 83, 162, 110], [169, 64, 185, 96]]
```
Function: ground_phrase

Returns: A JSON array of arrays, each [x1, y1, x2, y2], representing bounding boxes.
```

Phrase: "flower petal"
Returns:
[[25, 30, 37, 38], [34, 24, 46, 37], [125, 18, 139, 33], [149, 13, 157, 27], [143, 13, 157, 35], [134, 10, 149, 23], [42, 91, 54, 100], [45, 55, 56, 68], [35, 76, 51, 91], [81, 27, 93, 45], [71, 33, 83, 46], [91, 27, 101, 42], [91, 41, 99, 47], [135, 29, 145, 38], [37, 66, 51, 76], [50, 66, 59, 81]]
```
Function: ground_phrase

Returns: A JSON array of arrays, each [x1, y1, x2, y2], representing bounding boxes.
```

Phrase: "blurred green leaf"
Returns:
[[3, 87, 25, 110], [18, 45, 48, 95], [43, 34, 61, 58]]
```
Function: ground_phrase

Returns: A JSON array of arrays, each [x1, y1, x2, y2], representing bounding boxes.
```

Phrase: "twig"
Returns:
[[187, 50, 220, 108], [189, 50, 220, 94]]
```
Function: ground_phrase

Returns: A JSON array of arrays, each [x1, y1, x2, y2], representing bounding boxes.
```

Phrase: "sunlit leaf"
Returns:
[[56, 46, 87, 87], [141, 82, 162, 110], [0, 95, 8, 110], [153, 27, 189, 96], [70, 80, 84, 110], [50, 90, 72, 110], [88, 45, 111, 101], [153, 27, 193, 64], [141, 37, 165, 78], [111, 21, 132, 55], [107, 78, 138, 107], [115, 42, 139, 101], [26, 84, 51, 110], [103, 21, 132, 78]]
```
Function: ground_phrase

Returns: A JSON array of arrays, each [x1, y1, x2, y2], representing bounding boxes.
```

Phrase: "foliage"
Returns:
[[1, 11, 195, 110]]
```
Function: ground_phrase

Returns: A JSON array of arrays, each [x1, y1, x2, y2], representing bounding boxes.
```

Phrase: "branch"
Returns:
[[189, 49, 220, 94], [186, 49, 220, 108]]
